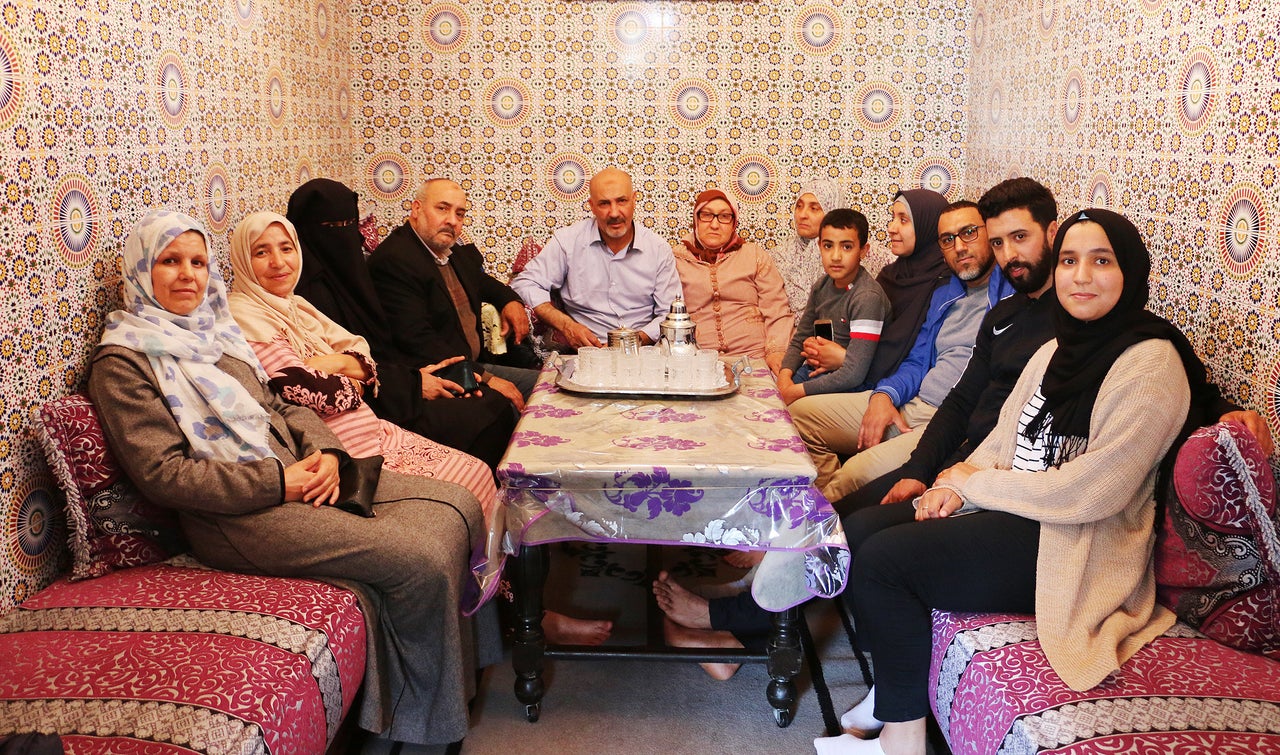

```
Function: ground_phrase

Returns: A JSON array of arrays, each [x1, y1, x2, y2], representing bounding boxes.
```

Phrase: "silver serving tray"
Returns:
[[551, 354, 746, 399]]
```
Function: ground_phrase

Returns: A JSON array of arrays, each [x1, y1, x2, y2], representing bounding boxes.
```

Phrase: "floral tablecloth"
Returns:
[[496, 360, 849, 611]]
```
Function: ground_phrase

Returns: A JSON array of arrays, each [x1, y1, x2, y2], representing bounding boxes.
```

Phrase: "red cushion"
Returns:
[[31, 394, 186, 581], [1155, 420, 1280, 658]]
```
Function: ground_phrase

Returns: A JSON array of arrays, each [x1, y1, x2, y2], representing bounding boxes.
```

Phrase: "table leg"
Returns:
[[510, 542, 549, 722], [765, 606, 803, 728]]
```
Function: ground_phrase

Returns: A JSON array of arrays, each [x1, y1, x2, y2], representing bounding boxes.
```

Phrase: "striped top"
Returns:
[[1012, 387, 1052, 472], [251, 334, 497, 521]]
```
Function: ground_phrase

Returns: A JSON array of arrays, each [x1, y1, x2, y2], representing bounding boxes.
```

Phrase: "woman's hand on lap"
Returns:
[[935, 462, 978, 489], [305, 352, 368, 380], [284, 451, 342, 506], [303, 451, 342, 506], [914, 487, 963, 521]]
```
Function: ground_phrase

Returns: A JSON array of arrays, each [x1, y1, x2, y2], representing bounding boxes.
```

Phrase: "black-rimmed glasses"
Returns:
[[938, 224, 984, 250], [696, 210, 734, 224]]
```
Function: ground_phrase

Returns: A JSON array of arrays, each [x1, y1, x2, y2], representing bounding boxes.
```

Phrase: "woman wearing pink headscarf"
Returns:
[[672, 189, 794, 374]]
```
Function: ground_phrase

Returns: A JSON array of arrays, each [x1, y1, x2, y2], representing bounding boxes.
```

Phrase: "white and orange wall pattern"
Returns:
[[0, 0, 1275, 608]]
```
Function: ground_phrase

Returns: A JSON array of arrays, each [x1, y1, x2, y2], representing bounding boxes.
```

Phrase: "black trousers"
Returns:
[[708, 588, 773, 652], [830, 469, 899, 517], [844, 502, 1040, 721]]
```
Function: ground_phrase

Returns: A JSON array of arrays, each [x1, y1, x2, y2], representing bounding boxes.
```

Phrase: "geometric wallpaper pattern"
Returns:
[[965, 0, 1279, 429], [353, 0, 973, 267], [0, 0, 355, 608], [1, 0, 1277, 609]]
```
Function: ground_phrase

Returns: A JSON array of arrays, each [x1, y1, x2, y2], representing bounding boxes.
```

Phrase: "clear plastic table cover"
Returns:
[[492, 361, 850, 612]]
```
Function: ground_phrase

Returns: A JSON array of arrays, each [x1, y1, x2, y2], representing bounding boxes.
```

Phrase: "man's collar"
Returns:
[[409, 223, 452, 265], [595, 222, 636, 255]]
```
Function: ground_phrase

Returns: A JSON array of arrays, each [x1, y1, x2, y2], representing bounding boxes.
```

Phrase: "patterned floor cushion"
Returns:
[[0, 558, 366, 755], [930, 610, 1280, 755]]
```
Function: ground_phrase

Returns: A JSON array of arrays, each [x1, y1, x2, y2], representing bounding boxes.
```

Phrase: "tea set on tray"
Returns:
[[552, 300, 746, 397]]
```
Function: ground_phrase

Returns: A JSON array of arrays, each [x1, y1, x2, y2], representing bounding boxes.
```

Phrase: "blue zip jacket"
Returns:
[[873, 271, 1016, 407]]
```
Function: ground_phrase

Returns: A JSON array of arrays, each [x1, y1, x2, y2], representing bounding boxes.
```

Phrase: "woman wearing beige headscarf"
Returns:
[[230, 211, 613, 645], [672, 188, 794, 374], [227, 211, 498, 516]]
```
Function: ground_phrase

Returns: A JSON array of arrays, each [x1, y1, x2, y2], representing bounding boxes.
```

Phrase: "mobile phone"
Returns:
[[438, 360, 481, 394], [814, 319, 834, 341]]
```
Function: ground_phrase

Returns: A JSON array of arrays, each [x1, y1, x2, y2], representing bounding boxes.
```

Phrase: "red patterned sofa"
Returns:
[[0, 395, 368, 753], [927, 422, 1280, 753]]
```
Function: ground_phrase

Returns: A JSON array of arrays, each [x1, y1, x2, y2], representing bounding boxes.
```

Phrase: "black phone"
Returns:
[[814, 319, 834, 341], [438, 360, 481, 394]]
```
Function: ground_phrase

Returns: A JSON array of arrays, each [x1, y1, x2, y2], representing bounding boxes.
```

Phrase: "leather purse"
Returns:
[[335, 454, 383, 517]]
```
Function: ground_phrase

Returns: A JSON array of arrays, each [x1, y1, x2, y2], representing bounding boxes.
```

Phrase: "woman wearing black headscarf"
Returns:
[[286, 179, 516, 468], [861, 189, 952, 387], [817, 209, 1223, 755]]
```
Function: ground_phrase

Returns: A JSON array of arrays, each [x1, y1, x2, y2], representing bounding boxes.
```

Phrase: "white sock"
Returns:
[[839, 686, 883, 733], [813, 733, 887, 755]]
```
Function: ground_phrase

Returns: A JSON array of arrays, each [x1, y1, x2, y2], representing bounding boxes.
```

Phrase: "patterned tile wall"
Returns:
[[963, 0, 1279, 444], [2, 0, 1276, 610], [0, 0, 355, 609], [350, 0, 974, 275]]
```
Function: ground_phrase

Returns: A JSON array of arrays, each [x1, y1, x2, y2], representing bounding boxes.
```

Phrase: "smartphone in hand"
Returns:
[[814, 319, 834, 341]]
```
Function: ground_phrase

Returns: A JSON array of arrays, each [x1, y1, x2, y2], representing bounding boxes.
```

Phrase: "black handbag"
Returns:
[[335, 454, 383, 517]]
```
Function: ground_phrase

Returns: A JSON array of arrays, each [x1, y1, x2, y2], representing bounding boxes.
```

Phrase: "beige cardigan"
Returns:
[[959, 338, 1188, 691]]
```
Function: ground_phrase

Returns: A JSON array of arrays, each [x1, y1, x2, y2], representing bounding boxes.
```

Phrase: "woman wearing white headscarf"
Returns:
[[89, 209, 497, 746], [770, 179, 846, 313]]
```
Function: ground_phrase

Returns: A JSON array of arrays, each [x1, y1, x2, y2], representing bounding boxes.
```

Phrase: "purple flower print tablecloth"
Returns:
[[497, 361, 850, 611]]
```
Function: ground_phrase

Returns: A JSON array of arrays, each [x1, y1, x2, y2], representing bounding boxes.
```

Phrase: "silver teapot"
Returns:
[[659, 299, 698, 356]]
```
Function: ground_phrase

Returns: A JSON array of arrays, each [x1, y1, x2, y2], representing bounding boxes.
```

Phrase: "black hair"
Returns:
[[940, 199, 980, 216], [977, 177, 1058, 229], [818, 208, 869, 247]]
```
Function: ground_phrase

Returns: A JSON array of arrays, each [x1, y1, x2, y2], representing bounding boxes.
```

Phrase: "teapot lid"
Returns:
[[663, 299, 694, 326]]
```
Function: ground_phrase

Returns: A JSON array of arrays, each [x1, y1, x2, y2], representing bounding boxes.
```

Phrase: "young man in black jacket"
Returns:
[[833, 176, 1272, 518]]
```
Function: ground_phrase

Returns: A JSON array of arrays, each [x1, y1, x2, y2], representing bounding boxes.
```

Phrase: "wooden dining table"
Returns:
[[494, 357, 850, 726]]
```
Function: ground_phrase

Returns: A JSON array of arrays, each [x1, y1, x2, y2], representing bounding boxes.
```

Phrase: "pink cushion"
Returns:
[[931, 610, 1280, 754], [31, 394, 186, 581], [0, 561, 366, 753], [508, 236, 543, 280], [1155, 420, 1280, 659]]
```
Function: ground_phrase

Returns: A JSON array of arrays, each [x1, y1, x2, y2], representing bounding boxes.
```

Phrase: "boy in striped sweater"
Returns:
[[777, 208, 891, 405]]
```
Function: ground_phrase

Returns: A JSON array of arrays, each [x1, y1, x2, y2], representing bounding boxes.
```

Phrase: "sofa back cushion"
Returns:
[[32, 393, 187, 580], [1155, 420, 1279, 659]]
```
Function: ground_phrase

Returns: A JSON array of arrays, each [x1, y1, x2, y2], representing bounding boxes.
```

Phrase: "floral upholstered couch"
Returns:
[[0, 394, 367, 755], [928, 421, 1280, 754]]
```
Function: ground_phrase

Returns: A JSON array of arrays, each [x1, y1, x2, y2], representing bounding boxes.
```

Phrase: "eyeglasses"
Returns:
[[938, 224, 984, 250], [696, 210, 735, 224]]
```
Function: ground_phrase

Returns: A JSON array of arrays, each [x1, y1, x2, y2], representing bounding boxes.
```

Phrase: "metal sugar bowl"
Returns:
[[659, 299, 698, 356]]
